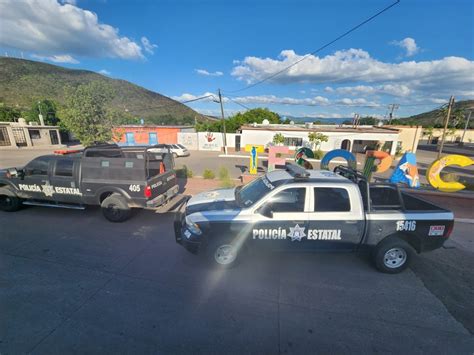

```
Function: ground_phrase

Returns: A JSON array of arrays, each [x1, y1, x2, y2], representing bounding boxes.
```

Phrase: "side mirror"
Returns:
[[6, 168, 20, 178]]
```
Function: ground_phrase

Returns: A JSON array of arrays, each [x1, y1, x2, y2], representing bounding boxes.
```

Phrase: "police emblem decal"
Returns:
[[288, 224, 306, 242], [41, 184, 55, 197]]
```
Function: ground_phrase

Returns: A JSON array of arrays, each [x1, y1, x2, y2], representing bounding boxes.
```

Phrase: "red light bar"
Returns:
[[54, 149, 82, 155]]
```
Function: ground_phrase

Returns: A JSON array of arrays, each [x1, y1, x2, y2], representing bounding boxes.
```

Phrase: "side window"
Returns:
[[25, 158, 49, 176], [314, 188, 351, 212], [55, 159, 74, 177], [268, 188, 306, 213]]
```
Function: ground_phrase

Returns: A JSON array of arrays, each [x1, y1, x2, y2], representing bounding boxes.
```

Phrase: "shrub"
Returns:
[[313, 149, 323, 159], [203, 169, 215, 179], [218, 166, 230, 180], [220, 178, 235, 188]]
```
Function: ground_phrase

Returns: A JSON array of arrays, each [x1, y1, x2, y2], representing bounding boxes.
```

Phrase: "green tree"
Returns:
[[359, 116, 379, 125], [196, 108, 281, 132], [61, 82, 116, 146], [272, 133, 285, 145], [0, 103, 21, 122], [308, 132, 328, 150], [25, 99, 59, 125]]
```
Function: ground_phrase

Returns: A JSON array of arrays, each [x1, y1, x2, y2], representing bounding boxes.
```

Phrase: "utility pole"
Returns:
[[387, 104, 399, 125], [460, 110, 472, 146], [218, 89, 227, 154], [438, 95, 455, 159]]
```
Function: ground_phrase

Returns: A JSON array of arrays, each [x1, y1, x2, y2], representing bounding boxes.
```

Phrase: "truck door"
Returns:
[[306, 186, 365, 250], [251, 187, 310, 250], [50, 158, 82, 204], [19, 157, 54, 201]]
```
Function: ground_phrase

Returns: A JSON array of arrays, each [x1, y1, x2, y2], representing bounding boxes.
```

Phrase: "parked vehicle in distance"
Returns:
[[0, 144, 179, 222], [169, 144, 190, 158], [175, 164, 454, 273]]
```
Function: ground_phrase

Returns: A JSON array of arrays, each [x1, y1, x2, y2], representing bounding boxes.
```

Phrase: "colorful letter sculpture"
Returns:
[[426, 155, 474, 192], [389, 152, 420, 188], [295, 147, 314, 169], [245, 144, 265, 175], [268, 146, 289, 172], [362, 150, 393, 180], [321, 149, 357, 171]]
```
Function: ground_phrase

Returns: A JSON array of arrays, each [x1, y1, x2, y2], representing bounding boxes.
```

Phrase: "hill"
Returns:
[[0, 57, 202, 124], [401, 100, 474, 128]]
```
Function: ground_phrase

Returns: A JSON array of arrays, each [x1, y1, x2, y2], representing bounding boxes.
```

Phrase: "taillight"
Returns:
[[445, 223, 454, 238], [144, 185, 152, 198]]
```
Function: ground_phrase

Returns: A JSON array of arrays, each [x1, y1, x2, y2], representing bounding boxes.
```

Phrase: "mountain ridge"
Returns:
[[0, 57, 202, 124]]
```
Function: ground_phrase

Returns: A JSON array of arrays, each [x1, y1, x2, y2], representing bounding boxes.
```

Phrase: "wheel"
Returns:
[[373, 237, 414, 274], [101, 193, 131, 222], [205, 236, 243, 269], [0, 187, 22, 212]]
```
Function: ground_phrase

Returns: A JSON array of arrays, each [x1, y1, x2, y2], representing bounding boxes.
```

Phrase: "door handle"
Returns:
[[345, 220, 358, 224]]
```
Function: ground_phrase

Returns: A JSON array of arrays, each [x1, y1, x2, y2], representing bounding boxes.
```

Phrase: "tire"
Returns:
[[101, 193, 131, 222], [373, 237, 414, 274], [0, 187, 22, 212], [205, 236, 244, 269]]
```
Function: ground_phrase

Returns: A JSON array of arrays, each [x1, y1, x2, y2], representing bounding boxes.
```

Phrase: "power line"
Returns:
[[225, 96, 252, 111], [132, 94, 215, 112], [224, 0, 400, 93]]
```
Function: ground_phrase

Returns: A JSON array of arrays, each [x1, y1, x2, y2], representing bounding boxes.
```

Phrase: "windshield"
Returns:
[[236, 175, 275, 207]]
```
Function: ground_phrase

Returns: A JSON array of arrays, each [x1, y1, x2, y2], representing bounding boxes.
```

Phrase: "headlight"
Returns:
[[185, 216, 202, 235]]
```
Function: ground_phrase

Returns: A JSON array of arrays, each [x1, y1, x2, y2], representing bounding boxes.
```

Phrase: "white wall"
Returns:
[[240, 129, 399, 152], [178, 132, 238, 150]]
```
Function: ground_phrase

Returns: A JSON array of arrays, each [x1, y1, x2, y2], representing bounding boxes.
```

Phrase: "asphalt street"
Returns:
[[1, 205, 473, 354]]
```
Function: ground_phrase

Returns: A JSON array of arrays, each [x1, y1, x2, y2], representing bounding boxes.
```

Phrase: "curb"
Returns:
[[455, 218, 474, 224]]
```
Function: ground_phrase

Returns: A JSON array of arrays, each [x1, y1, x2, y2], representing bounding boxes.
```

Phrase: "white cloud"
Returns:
[[171, 92, 217, 102], [141, 37, 157, 54], [231, 49, 474, 98], [98, 69, 111, 75], [333, 84, 411, 97], [195, 69, 224, 77], [336, 98, 380, 107], [31, 54, 79, 64], [60, 0, 76, 4], [233, 95, 330, 106], [0, 0, 148, 60], [391, 37, 419, 57]]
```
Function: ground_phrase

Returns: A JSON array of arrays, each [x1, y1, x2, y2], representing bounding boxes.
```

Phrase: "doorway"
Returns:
[[125, 132, 135, 146], [341, 139, 351, 151], [148, 132, 158, 145]]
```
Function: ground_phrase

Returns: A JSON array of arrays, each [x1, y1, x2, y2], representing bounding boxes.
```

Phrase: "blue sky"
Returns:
[[1, 0, 473, 120]]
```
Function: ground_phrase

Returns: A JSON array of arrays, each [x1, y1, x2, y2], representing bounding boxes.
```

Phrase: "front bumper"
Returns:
[[174, 203, 202, 254]]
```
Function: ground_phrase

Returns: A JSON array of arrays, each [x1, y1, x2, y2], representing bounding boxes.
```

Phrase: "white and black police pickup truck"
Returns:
[[0, 144, 179, 222], [175, 164, 454, 273]]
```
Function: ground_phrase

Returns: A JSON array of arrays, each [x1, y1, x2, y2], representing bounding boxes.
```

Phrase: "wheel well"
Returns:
[[377, 233, 420, 253], [99, 191, 115, 203]]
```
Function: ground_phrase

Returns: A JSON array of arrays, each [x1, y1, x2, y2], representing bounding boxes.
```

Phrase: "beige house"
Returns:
[[421, 127, 474, 144], [0, 119, 62, 148], [382, 125, 423, 154]]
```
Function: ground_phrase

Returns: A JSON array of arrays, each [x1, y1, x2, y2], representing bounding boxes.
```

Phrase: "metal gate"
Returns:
[[11, 128, 28, 147], [0, 127, 11, 146], [50, 130, 59, 145]]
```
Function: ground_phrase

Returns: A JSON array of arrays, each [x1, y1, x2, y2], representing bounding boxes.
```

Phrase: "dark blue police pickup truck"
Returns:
[[175, 164, 454, 273], [0, 144, 179, 222]]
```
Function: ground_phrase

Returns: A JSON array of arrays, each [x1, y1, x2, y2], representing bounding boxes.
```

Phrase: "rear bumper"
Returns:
[[178, 151, 190, 157], [146, 185, 179, 208]]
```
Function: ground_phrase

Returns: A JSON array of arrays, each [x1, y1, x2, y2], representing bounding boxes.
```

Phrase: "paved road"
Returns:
[[1, 206, 473, 354]]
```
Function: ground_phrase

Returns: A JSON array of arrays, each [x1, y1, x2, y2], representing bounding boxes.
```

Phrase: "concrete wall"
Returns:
[[0, 123, 61, 148], [421, 128, 474, 143], [178, 132, 237, 151], [389, 126, 423, 153]]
